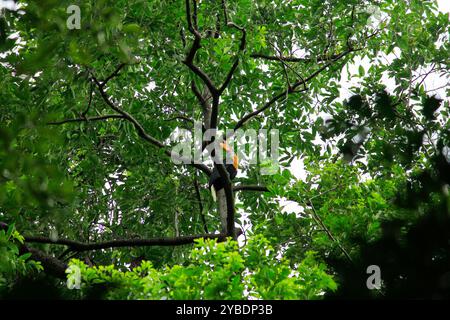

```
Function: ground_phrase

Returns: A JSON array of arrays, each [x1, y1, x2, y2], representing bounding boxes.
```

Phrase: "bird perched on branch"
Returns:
[[209, 142, 238, 201]]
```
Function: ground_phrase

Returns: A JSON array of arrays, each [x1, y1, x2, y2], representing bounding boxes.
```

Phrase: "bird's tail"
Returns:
[[210, 185, 217, 202]]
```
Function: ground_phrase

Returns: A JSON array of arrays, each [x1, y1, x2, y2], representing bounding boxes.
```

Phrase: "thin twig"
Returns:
[[194, 175, 209, 233]]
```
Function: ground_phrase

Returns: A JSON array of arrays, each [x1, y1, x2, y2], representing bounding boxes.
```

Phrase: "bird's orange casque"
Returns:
[[220, 142, 238, 169]]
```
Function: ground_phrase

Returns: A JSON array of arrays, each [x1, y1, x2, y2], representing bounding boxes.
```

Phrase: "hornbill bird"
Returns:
[[208, 142, 238, 201]]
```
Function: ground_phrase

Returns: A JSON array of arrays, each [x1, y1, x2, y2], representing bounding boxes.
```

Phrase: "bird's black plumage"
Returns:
[[209, 163, 237, 192], [208, 143, 238, 196]]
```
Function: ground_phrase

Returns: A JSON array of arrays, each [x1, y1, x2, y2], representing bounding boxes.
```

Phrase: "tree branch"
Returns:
[[100, 63, 126, 87], [47, 114, 125, 125], [93, 77, 165, 147], [217, 22, 246, 94], [306, 199, 353, 264], [250, 52, 346, 63], [234, 49, 354, 132], [233, 184, 269, 192], [24, 233, 226, 252], [185, 0, 201, 38], [27, 248, 68, 279], [215, 163, 235, 238], [183, 0, 218, 96], [191, 81, 207, 107], [81, 81, 94, 118], [0, 223, 67, 279], [91, 76, 211, 176], [194, 175, 208, 233], [221, 0, 229, 25], [163, 115, 194, 124]]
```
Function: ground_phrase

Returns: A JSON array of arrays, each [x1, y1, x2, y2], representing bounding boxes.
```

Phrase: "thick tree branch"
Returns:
[[184, 0, 246, 133], [24, 233, 226, 252], [221, 0, 229, 25], [185, 0, 201, 38], [192, 0, 199, 31], [215, 163, 235, 238], [27, 248, 68, 279], [183, 58, 218, 97], [183, 0, 218, 96], [0, 223, 67, 279]]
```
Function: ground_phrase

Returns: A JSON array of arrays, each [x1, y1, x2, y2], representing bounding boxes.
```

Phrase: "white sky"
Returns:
[[438, 0, 450, 13]]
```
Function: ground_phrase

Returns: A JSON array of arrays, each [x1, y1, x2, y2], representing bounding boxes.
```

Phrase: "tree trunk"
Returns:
[[217, 189, 228, 234]]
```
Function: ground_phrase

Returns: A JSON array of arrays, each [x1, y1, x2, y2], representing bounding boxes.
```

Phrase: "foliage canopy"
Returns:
[[0, 0, 449, 299]]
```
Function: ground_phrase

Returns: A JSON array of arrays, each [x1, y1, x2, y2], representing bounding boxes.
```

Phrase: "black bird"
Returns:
[[209, 142, 238, 201]]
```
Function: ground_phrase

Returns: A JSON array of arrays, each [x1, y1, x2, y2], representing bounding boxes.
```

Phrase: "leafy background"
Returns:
[[0, 0, 449, 299]]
